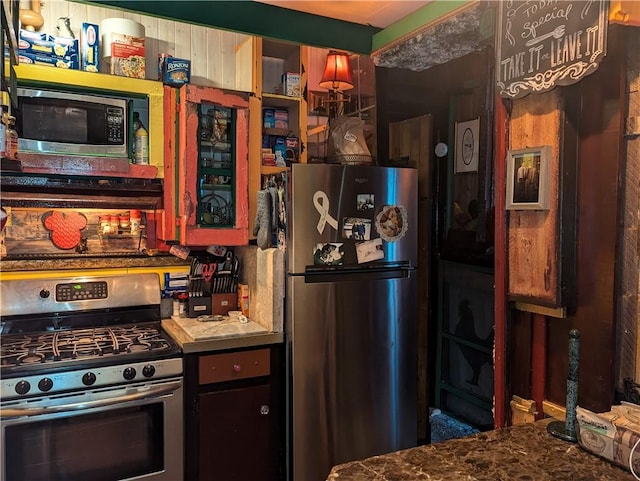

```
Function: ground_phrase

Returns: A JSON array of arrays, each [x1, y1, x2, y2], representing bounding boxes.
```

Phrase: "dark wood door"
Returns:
[[389, 114, 432, 443], [198, 384, 271, 481]]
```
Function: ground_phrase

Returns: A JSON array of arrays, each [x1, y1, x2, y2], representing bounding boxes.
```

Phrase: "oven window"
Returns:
[[5, 404, 164, 481]]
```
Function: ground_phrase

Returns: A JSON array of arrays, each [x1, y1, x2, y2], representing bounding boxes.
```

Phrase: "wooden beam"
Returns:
[[493, 95, 508, 428]]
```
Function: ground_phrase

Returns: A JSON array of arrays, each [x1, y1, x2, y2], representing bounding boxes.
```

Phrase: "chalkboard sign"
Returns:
[[496, 0, 608, 99]]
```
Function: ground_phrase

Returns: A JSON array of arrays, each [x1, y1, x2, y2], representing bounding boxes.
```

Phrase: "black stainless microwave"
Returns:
[[16, 87, 129, 158]]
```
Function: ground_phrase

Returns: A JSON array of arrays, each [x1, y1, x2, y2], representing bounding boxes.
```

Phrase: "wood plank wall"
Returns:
[[509, 26, 627, 415], [37, 1, 252, 91], [507, 91, 562, 306]]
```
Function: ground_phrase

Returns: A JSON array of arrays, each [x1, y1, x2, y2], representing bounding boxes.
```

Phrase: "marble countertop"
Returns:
[[162, 316, 283, 354], [327, 419, 636, 481]]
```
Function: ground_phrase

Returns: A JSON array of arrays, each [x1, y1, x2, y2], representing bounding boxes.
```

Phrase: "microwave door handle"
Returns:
[[0, 380, 181, 419]]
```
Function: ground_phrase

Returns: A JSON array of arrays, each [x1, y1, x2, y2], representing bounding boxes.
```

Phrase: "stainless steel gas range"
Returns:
[[0, 273, 184, 481]]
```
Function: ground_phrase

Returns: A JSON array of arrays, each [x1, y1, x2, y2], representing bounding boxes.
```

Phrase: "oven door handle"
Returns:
[[0, 381, 182, 418]]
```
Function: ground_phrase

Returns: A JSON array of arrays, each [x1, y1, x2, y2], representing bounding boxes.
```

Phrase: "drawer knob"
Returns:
[[233, 364, 241, 372], [260, 405, 270, 415]]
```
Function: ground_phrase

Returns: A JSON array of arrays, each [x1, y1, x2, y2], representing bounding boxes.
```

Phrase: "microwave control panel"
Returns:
[[106, 107, 125, 145]]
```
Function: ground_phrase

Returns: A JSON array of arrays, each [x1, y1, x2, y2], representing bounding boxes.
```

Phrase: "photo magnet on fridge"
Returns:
[[313, 243, 344, 266], [356, 194, 375, 211], [342, 217, 371, 241], [356, 238, 384, 264], [375, 205, 408, 242]]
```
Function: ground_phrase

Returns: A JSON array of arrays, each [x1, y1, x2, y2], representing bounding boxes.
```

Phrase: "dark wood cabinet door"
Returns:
[[198, 384, 271, 481]]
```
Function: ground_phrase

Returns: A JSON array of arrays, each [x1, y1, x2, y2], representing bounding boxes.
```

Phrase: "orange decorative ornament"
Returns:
[[43, 211, 88, 250]]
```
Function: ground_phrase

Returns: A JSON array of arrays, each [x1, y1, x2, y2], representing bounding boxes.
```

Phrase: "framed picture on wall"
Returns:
[[506, 146, 551, 210], [454, 118, 480, 173]]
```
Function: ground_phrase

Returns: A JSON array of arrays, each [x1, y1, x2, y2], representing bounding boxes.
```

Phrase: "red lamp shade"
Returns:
[[319, 51, 353, 91]]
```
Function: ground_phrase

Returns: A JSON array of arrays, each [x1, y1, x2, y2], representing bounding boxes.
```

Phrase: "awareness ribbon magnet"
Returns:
[[313, 191, 338, 234]]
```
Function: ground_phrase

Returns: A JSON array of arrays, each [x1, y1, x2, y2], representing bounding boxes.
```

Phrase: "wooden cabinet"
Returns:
[[248, 39, 307, 237], [163, 84, 249, 246], [184, 345, 283, 481]]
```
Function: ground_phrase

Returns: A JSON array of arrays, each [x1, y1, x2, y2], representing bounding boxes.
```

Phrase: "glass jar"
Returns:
[[5, 115, 18, 160], [119, 213, 130, 230], [99, 216, 111, 235], [130, 210, 142, 234], [109, 215, 120, 234]]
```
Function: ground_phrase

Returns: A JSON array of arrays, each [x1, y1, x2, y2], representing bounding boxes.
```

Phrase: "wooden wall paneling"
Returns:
[[35, 1, 251, 89], [173, 19, 191, 59], [508, 310, 533, 405], [138, 13, 158, 78], [189, 25, 208, 86], [531, 313, 547, 420], [620, 27, 640, 390], [42, 1, 69, 31], [234, 35, 253, 93], [493, 96, 508, 428], [452, 92, 479, 229], [547, 26, 625, 412], [507, 90, 562, 306], [374, 66, 390, 163], [219, 32, 236, 90], [121, 10, 141, 25], [156, 18, 176, 59], [206, 28, 222, 88], [66, 2, 88, 32]]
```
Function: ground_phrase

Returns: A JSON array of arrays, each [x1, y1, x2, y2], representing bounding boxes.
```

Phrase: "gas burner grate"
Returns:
[[0, 325, 171, 368]]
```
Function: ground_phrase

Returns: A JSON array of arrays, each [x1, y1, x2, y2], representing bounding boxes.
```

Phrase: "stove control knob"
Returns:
[[38, 377, 53, 392], [15, 380, 30, 395], [39, 289, 50, 299], [82, 372, 96, 386], [142, 365, 156, 378], [123, 367, 136, 380]]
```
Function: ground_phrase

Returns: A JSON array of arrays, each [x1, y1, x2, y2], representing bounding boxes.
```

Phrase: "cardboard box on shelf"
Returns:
[[263, 108, 275, 128], [285, 136, 300, 162], [282, 72, 301, 97], [16, 51, 79, 69], [159, 55, 191, 86], [262, 151, 276, 166], [19, 29, 79, 58], [274, 109, 288, 129], [263, 108, 289, 130], [109, 33, 145, 78], [81, 23, 100, 72], [16, 29, 79, 70]]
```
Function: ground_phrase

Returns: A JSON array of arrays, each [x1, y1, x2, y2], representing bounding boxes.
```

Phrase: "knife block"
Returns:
[[212, 293, 237, 315], [188, 296, 212, 318]]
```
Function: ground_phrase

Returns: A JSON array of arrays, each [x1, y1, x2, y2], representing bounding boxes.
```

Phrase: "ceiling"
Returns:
[[254, 1, 433, 28]]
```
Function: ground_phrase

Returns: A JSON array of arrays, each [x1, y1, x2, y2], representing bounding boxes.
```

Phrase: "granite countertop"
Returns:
[[162, 316, 283, 354], [327, 419, 636, 481], [0, 255, 189, 272]]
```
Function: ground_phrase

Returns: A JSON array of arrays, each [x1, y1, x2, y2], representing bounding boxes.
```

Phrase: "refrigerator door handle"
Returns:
[[295, 264, 415, 284]]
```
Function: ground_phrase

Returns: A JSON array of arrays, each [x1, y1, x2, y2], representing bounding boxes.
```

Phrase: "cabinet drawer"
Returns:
[[199, 348, 270, 384]]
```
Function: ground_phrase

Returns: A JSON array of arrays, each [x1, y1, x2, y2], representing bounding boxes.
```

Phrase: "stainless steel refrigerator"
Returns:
[[285, 163, 418, 481]]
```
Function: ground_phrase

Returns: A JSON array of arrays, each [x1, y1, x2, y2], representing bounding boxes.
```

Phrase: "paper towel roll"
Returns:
[[101, 18, 145, 60]]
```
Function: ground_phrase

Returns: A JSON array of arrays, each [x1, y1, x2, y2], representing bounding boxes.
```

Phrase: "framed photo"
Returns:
[[506, 146, 551, 210], [455, 118, 480, 173]]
